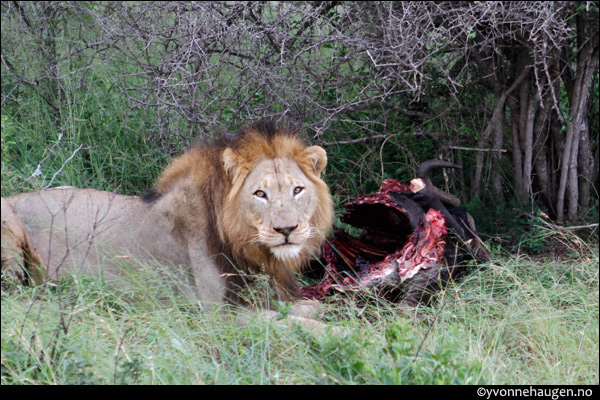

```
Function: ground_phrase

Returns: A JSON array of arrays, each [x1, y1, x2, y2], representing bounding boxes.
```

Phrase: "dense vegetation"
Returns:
[[2, 1, 598, 385], [2, 250, 598, 384], [2, 2, 599, 225]]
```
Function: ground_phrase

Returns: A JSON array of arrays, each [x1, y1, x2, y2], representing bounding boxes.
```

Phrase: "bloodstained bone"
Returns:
[[300, 178, 464, 304]]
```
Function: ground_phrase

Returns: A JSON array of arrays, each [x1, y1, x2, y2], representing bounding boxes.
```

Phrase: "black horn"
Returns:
[[417, 160, 462, 208]]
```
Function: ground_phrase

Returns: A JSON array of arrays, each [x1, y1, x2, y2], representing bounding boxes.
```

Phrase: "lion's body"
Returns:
[[6, 187, 221, 300], [1, 122, 333, 307], [1, 197, 46, 288]]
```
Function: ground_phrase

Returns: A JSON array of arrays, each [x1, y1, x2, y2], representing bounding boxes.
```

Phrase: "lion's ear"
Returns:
[[221, 148, 238, 177], [304, 146, 327, 177]]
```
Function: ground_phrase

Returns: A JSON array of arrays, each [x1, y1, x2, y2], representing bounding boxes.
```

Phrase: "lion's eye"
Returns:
[[293, 186, 304, 195], [254, 190, 267, 199]]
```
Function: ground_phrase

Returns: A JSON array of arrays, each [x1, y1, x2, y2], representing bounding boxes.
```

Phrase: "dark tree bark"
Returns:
[[557, 26, 599, 221], [2, 1, 598, 223]]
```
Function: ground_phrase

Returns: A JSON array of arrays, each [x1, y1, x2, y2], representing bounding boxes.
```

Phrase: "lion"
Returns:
[[1, 198, 46, 289], [1, 121, 334, 317]]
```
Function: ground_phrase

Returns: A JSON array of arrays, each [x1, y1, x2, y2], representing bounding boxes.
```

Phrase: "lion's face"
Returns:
[[220, 135, 333, 279], [239, 157, 320, 260]]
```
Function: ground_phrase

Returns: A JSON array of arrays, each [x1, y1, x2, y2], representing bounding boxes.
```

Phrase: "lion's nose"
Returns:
[[274, 225, 298, 237]]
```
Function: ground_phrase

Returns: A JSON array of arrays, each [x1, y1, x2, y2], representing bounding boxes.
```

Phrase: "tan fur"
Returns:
[[1, 123, 333, 307], [152, 125, 333, 299], [1, 198, 46, 288]]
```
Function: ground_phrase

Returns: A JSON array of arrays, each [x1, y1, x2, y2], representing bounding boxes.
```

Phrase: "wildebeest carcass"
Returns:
[[300, 160, 488, 305]]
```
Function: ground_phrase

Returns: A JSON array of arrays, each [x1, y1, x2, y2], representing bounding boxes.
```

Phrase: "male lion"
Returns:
[[1, 121, 333, 316]]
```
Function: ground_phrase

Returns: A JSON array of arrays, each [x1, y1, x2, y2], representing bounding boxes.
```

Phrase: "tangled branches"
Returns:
[[2, 1, 598, 222]]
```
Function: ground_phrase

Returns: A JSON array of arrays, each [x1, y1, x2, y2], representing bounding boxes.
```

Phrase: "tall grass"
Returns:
[[1, 69, 165, 198], [2, 65, 598, 385], [2, 241, 598, 384]]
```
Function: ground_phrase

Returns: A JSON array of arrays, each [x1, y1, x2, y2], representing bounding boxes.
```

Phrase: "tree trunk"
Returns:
[[566, 124, 581, 221], [531, 72, 555, 214], [557, 40, 599, 222], [472, 65, 531, 200], [510, 102, 528, 206], [577, 94, 594, 215], [491, 105, 505, 203], [41, 3, 63, 124], [522, 92, 537, 198], [593, 135, 600, 202]]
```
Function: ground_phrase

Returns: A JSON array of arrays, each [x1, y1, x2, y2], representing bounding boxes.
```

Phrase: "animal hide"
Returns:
[[301, 165, 486, 305]]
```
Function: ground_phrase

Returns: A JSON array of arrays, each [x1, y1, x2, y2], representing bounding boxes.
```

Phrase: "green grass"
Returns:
[[1, 69, 166, 198], [2, 246, 598, 384], [1, 66, 598, 385]]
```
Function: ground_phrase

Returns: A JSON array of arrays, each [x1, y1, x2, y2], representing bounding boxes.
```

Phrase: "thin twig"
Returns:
[[561, 223, 598, 231], [321, 134, 392, 146], [29, 133, 64, 179], [113, 312, 128, 385], [44, 145, 97, 189], [448, 146, 507, 153]]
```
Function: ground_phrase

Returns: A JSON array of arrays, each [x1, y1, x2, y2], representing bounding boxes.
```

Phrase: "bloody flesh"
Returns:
[[300, 179, 456, 304]]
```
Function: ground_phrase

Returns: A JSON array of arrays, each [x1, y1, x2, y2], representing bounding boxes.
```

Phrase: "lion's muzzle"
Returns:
[[273, 225, 298, 242]]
